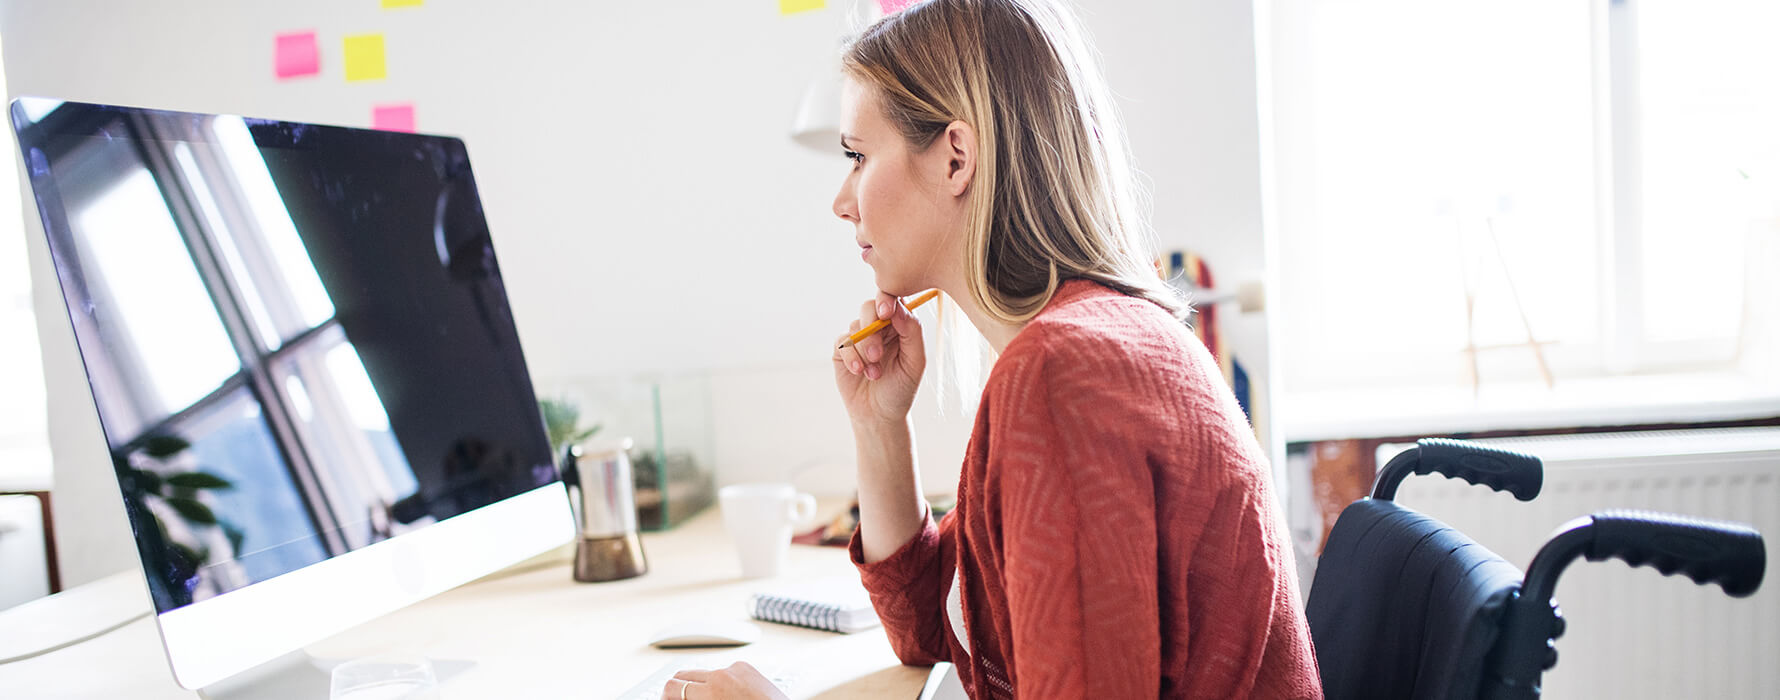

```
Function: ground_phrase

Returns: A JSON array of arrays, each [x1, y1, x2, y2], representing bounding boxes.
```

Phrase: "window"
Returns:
[[1631, 0, 1779, 349], [1270, 0, 1779, 395]]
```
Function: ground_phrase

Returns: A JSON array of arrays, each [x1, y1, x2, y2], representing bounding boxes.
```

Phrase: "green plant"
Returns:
[[539, 396, 602, 456], [115, 434, 242, 579]]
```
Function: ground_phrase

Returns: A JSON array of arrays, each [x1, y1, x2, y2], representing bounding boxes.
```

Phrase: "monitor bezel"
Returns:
[[156, 484, 570, 689]]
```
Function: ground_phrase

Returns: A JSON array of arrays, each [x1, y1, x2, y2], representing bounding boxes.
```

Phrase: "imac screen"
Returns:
[[13, 100, 558, 613]]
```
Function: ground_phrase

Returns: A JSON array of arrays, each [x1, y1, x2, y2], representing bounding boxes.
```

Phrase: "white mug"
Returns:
[[719, 483, 817, 578]]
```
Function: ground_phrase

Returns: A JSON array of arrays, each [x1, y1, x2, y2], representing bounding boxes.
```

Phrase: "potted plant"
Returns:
[[538, 396, 602, 458]]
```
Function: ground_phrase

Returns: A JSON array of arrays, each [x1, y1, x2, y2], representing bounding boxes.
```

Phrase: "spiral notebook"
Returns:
[[747, 575, 882, 633]]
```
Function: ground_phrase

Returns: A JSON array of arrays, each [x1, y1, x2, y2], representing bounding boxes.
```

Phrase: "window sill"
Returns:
[[1281, 371, 1780, 443]]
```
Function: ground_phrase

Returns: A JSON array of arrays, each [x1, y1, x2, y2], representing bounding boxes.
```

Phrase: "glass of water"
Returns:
[[329, 653, 440, 700]]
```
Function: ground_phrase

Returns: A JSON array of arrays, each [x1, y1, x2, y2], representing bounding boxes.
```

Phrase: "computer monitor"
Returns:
[[10, 98, 575, 695]]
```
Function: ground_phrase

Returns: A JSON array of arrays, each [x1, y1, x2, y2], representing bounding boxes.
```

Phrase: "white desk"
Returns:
[[0, 499, 926, 698]]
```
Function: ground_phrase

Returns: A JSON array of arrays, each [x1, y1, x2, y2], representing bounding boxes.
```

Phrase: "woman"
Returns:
[[665, 0, 1321, 697]]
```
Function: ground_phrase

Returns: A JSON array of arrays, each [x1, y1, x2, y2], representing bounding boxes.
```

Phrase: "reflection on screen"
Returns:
[[13, 102, 556, 613], [76, 168, 240, 414]]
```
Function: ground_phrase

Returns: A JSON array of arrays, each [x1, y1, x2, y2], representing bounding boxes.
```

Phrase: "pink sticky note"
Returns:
[[372, 104, 416, 132], [877, 0, 917, 13], [275, 31, 320, 79]]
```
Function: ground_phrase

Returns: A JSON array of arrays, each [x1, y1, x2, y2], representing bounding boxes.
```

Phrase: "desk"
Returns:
[[0, 498, 926, 698]]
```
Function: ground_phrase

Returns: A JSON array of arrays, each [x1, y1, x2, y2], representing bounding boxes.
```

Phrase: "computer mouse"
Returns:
[[646, 618, 763, 648]]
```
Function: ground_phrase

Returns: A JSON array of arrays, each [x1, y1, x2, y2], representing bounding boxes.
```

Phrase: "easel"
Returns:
[[1458, 216, 1555, 396]]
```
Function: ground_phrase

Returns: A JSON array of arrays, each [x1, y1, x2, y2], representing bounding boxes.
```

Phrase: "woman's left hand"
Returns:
[[660, 662, 789, 700]]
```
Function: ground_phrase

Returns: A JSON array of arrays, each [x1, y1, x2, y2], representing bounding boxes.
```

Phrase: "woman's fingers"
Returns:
[[838, 293, 919, 382], [836, 319, 864, 375], [850, 298, 905, 380], [886, 294, 924, 369], [875, 291, 901, 322], [661, 676, 701, 700], [856, 299, 885, 365], [834, 332, 857, 369]]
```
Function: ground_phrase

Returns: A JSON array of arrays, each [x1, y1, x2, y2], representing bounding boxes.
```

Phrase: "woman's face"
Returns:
[[832, 79, 963, 297]]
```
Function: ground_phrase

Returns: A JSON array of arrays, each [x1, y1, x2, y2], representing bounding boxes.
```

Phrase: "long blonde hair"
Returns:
[[841, 0, 1188, 405], [842, 0, 1186, 320]]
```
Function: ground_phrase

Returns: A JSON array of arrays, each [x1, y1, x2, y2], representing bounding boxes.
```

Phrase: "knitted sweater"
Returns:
[[849, 279, 1322, 699]]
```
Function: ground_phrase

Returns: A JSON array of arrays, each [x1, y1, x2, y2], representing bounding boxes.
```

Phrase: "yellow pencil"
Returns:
[[837, 289, 940, 350]]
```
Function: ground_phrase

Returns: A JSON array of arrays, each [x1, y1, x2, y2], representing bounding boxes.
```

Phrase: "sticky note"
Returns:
[[274, 31, 319, 79], [382, 0, 425, 7], [372, 104, 416, 132], [877, 0, 916, 12], [780, 0, 825, 15], [343, 34, 387, 82]]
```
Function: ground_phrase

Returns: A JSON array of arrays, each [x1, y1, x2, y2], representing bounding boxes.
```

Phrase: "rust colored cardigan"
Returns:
[[849, 279, 1322, 699]]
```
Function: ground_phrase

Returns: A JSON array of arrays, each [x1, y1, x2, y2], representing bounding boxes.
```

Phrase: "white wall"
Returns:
[[2, 0, 1275, 587]]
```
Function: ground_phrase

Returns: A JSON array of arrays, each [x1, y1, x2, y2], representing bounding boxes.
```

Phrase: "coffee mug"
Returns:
[[719, 483, 817, 578]]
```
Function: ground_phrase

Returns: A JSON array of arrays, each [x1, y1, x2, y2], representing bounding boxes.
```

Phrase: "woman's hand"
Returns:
[[832, 291, 927, 426], [660, 662, 788, 700]]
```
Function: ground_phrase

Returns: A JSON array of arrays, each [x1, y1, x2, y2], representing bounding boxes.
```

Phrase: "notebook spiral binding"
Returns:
[[752, 595, 845, 632]]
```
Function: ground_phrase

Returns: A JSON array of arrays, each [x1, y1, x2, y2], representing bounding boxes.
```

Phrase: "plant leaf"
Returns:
[[167, 472, 233, 490], [220, 521, 246, 555], [133, 469, 164, 495], [540, 397, 592, 450], [165, 497, 217, 525], [143, 435, 192, 459], [169, 542, 205, 568]]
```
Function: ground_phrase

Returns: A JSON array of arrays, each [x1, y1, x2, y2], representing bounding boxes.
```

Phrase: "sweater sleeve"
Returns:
[[993, 340, 1164, 698], [849, 504, 958, 667]]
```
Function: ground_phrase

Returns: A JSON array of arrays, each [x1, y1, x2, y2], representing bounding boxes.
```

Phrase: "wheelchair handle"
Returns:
[[1583, 510, 1765, 597], [1370, 438, 1543, 502], [1486, 510, 1766, 700], [1522, 510, 1765, 610]]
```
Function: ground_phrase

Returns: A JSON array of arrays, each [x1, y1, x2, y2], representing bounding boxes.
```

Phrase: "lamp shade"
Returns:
[[790, 64, 842, 153]]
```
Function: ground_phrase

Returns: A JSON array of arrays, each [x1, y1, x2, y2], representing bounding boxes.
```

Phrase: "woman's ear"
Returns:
[[942, 120, 976, 198]]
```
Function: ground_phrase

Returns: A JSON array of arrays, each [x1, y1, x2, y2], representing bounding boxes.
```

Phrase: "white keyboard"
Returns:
[[612, 654, 806, 700]]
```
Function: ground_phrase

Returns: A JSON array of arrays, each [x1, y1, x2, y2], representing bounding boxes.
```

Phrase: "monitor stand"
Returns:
[[196, 650, 473, 699]]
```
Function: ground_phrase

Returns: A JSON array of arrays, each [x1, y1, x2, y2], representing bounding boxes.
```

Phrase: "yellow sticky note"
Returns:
[[344, 34, 387, 82], [780, 0, 825, 15], [382, 0, 424, 8]]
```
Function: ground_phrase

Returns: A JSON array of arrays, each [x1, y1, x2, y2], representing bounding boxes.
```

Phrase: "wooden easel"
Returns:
[[1458, 216, 1555, 396]]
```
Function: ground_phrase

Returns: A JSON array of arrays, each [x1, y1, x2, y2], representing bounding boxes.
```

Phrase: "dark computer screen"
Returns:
[[12, 100, 557, 612]]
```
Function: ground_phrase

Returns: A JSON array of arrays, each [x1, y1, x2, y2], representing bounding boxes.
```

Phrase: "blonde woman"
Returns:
[[664, 1, 1320, 698]]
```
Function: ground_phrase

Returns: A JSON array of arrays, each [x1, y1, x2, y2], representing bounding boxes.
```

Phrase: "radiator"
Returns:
[[1381, 427, 1780, 700]]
